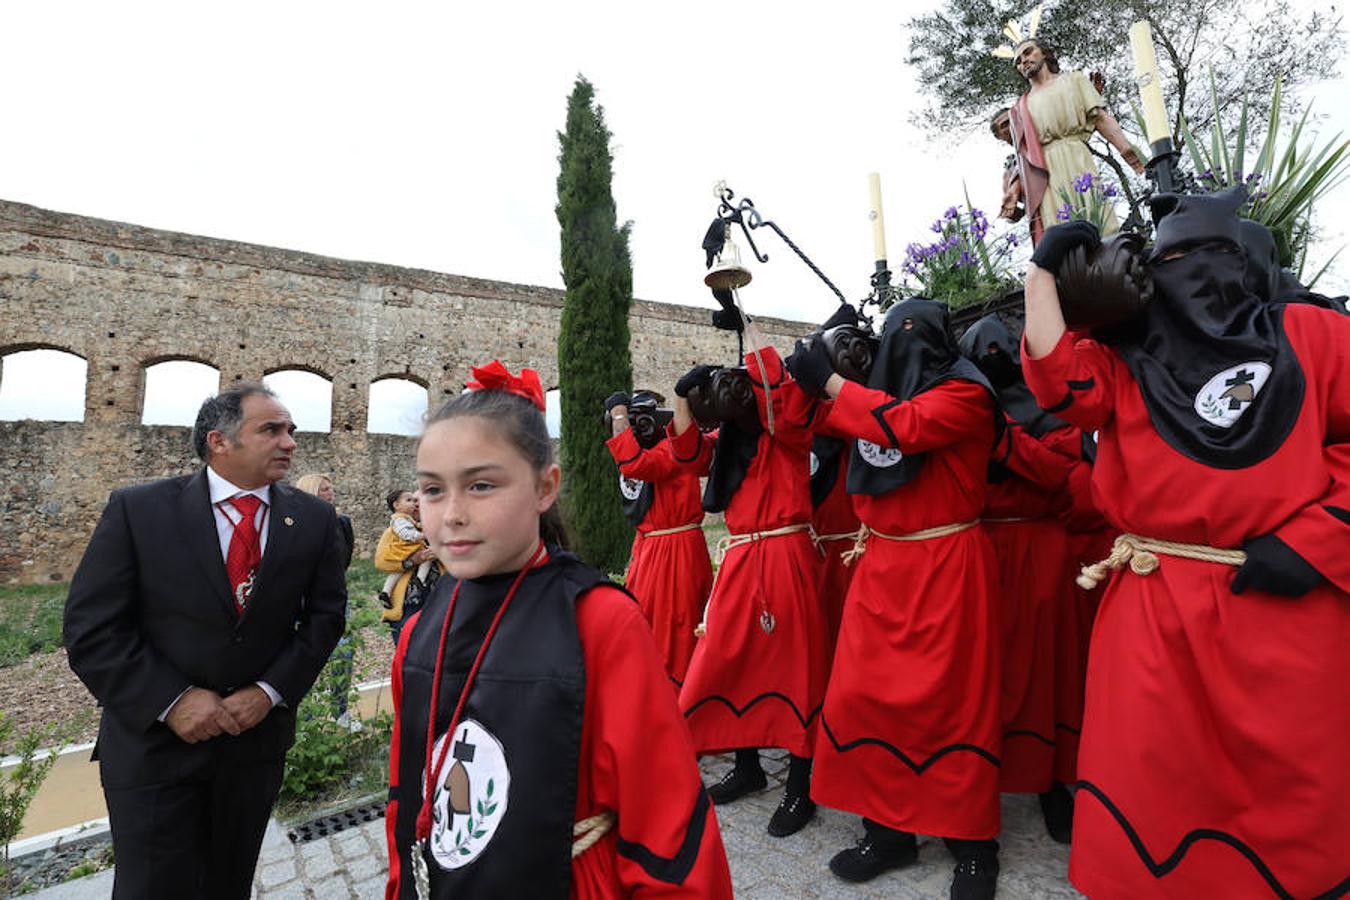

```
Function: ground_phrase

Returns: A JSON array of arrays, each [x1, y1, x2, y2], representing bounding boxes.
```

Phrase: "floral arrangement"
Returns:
[[899, 198, 1022, 310], [1054, 171, 1121, 233]]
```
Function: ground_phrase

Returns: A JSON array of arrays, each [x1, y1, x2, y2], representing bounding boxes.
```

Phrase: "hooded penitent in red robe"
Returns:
[[606, 427, 713, 687]]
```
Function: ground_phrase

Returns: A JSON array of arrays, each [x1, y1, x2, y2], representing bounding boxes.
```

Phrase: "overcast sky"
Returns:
[[2, 0, 1346, 428]]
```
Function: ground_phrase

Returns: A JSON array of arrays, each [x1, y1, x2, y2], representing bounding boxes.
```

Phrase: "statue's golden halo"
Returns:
[[990, 3, 1044, 58]]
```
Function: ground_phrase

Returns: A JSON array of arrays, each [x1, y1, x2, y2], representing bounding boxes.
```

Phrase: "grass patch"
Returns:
[[0, 563, 389, 670], [0, 584, 67, 668]]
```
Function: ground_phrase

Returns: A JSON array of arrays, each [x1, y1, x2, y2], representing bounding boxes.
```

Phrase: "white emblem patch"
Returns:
[[1193, 362, 1272, 428], [809, 451, 820, 477], [857, 438, 903, 468], [426, 718, 510, 870], [618, 474, 645, 501]]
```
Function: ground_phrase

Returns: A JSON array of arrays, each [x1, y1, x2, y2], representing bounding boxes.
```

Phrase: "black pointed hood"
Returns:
[[1108, 187, 1305, 469]]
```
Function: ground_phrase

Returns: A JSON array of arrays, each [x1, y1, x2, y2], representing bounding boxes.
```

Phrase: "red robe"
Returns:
[[384, 584, 734, 899], [811, 379, 1004, 840], [1023, 305, 1350, 900], [1040, 424, 1114, 782], [810, 452, 860, 653], [984, 419, 1075, 793], [606, 427, 713, 686], [675, 346, 830, 758]]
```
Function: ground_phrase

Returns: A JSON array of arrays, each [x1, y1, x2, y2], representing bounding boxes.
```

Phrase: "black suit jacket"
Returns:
[[64, 469, 347, 789]]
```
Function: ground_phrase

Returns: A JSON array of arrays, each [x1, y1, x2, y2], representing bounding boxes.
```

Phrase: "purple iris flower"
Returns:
[[1056, 203, 1074, 222]]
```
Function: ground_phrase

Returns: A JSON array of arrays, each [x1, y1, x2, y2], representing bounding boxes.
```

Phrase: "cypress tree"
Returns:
[[555, 76, 634, 574]]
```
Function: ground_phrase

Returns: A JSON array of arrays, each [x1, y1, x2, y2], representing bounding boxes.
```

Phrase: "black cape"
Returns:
[[847, 298, 998, 496]]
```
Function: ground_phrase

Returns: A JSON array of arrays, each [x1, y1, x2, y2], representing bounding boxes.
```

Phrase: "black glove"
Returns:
[[712, 307, 745, 332], [785, 337, 835, 396], [1230, 533, 1324, 597], [675, 364, 718, 398], [1031, 221, 1101, 275], [821, 302, 859, 331], [603, 391, 631, 414]]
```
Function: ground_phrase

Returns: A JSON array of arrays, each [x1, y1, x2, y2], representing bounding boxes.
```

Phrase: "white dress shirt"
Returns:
[[159, 467, 283, 722]]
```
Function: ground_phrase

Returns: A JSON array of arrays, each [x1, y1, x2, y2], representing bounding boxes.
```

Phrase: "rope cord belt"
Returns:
[[694, 523, 813, 637], [571, 812, 616, 858], [981, 516, 1036, 524], [1076, 533, 1247, 590], [811, 528, 862, 557], [712, 523, 812, 565], [641, 522, 704, 538], [841, 520, 979, 567]]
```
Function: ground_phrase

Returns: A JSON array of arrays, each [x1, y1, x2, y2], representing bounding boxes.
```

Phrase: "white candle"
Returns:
[[1129, 20, 1171, 146], [868, 172, 887, 262]]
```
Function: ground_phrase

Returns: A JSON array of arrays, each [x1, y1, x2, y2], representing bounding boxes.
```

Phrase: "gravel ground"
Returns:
[[0, 625, 396, 757]]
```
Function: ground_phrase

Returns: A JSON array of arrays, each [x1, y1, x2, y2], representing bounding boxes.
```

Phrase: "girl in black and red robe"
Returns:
[[672, 324, 831, 840], [604, 390, 712, 687], [1022, 192, 1350, 899], [384, 362, 732, 900], [787, 299, 1005, 900]]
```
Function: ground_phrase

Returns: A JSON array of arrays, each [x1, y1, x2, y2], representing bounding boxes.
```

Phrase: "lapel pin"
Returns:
[[284, 516, 295, 526]]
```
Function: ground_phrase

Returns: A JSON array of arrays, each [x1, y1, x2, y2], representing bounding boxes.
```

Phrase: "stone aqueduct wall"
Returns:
[[0, 200, 811, 583]]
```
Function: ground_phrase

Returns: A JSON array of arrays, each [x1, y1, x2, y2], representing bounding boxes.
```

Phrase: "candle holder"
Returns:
[[709, 182, 881, 327]]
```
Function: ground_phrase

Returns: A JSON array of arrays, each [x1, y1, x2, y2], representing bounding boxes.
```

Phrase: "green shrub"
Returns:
[[279, 610, 393, 806], [0, 713, 77, 895]]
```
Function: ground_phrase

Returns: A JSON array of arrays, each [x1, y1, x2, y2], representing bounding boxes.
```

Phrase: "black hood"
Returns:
[[959, 313, 1070, 439], [809, 435, 847, 508], [1238, 218, 1350, 314], [1107, 188, 1305, 469], [847, 298, 997, 496]]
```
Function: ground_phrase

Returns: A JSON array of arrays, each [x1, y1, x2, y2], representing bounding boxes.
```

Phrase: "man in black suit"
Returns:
[[64, 384, 347, 899]]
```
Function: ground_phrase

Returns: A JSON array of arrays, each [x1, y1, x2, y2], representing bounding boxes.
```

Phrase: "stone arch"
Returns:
[[141, 357, 222, 426], [263, 367, 333, 433], [367, 375, 429, 436], [544, 387, 561, 439], [0, 344, 88, 422]]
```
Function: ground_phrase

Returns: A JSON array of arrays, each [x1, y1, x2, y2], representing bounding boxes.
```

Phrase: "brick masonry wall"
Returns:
[[0, 200, 813, 583]]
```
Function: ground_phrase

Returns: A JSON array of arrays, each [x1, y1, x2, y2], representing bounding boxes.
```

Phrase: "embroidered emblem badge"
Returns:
[[618, 474, 645, 501], [857, 438, 903, 468], [1193, 362, 1272, 428], [426, 718, 510, 870]]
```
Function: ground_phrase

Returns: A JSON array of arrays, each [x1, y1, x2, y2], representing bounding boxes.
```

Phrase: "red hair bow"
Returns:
[[466, 360, 546, 411]]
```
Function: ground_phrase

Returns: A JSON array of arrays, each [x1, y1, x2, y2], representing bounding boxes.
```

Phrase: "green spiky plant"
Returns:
[[1178, 73, 1350, 285]]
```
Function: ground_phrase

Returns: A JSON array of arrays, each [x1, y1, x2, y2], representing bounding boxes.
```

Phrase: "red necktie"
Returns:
[[224, 494, 265, 616]]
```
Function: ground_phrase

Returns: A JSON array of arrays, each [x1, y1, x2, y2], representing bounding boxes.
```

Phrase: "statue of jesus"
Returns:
[[1004, 37, 1144, 244]]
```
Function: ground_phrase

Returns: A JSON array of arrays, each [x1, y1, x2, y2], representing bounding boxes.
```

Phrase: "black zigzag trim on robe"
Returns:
[[1327, 505, 1350, 526], [681, 691, 822, 729], [615, 788, 710, 885], [1002, 722, 1080, 749], [1045, 376, 1096, 414], [1074, 780, 1350, 900], [1004, 729, 1056, 748], [870, 399, 904, 448], [821, 715, 1000, 773]]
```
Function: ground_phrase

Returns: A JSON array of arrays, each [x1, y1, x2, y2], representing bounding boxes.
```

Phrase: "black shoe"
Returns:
[[1039, 784, 1074, 844], [767, 792, 816, 837], [948, 841, 999, 900], [828, 830, 918, 883], [706, 765, 767, 805]]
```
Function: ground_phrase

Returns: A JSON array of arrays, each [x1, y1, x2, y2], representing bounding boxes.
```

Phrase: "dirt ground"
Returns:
[[0, 624, 397, 756]]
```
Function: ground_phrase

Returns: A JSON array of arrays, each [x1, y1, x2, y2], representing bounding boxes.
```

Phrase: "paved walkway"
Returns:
[[30, 752, 1084, 899]]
